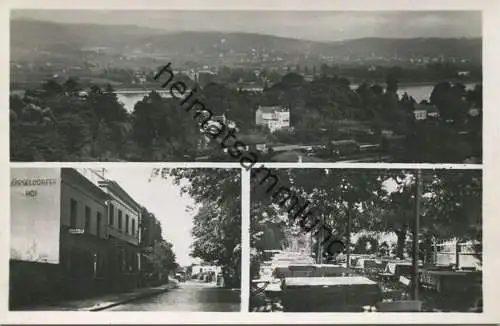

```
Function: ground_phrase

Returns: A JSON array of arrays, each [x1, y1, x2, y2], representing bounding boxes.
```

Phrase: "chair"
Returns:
[[376, 300, 422, 312], [399, 275, 411, 287]]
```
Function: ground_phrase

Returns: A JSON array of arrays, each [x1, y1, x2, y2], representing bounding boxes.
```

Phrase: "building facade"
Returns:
[[98, 180, 142, 290], [10, 168, 112, 307], [9, 168, 165, 308], [255, 105, 290, 132], [59, 168, 111, 295]]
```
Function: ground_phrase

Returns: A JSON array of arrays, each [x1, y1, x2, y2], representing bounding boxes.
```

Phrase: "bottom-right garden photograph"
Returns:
[[249, 168, 482, 313]]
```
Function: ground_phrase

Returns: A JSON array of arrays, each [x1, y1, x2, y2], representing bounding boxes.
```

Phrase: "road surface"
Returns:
[[106, 280, 240, 311]]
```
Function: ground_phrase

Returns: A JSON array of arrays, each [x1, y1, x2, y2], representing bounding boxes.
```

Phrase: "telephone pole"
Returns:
[[411, 169, 422, 300], [347, 206, 352, 268]]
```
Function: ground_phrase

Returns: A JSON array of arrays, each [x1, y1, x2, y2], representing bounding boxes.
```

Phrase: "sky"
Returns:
[[103, 167, 199, 266], [11, 10, 481, 41]]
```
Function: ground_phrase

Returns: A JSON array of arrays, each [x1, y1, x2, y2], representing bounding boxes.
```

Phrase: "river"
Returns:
[[11, 83, 478, 113], [115, 83, 477, 113]]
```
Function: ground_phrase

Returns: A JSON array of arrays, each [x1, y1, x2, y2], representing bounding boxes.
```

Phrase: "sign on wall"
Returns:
[[10, 168, 62, 264]]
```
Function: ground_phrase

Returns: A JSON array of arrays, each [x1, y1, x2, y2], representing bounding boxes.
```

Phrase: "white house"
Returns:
[[255, 106, 290, 132], [434, 239, 481, 270], [413, 109, 427, 120], [191, 264, 221, 277], [413, 103, 440, 120]]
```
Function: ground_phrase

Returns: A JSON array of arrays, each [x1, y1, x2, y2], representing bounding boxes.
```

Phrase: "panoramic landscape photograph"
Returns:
[[9, 10, 482, 163]]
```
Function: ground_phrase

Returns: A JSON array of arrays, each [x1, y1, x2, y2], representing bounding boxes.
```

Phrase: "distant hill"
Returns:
[[324, 37, 482, 62], [10, 19, 482, 63], [133, 31, 319, 54]]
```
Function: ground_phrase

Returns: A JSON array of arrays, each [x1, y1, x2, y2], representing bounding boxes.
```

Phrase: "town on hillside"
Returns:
[[10, 11, 482, 163]]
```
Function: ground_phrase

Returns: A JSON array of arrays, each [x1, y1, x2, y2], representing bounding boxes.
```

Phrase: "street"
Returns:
[[106, 280, 240, 311]]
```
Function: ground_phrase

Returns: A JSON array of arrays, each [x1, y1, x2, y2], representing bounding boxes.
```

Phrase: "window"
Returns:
[[118, 210, 123, 229], [125, 214, 129, 233], [70, 199, 77, 227], [85, 206, 91, 233], [96, 212, 102, 237], [109, 204, 114, 225], [132, 219, 136, 236]]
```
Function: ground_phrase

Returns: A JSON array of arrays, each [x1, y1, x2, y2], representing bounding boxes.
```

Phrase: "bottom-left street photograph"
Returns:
[[9, 167, 241, 312]]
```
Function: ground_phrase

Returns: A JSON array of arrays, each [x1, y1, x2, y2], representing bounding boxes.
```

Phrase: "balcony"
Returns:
[[107, 226, 139, 246]]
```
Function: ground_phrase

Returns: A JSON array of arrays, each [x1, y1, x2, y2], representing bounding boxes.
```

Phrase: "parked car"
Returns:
[[175, 272, 186, 282]]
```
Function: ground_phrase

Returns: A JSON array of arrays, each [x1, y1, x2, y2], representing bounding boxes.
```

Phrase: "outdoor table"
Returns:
[[281, 276, 382, 312], [420, 270, 482, 293], [351, 258, 368, 271], [302, 264, 354, 276], [384, 261, 422, 277], [273, 264, 353, 278]]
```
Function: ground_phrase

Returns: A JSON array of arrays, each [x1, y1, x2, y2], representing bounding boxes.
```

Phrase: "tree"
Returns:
[[281, 72, 305, 87], [200, 83, 254, 132], [424, 170, 481, 242], [191, 203, 241, 287], [87, 84, 130, 156], [386, 72, 399, 94], [354, 235, 379, 254], [41, 79, 64, 96], [251, 169, 481, 263], [63, 78, 81, 96], [154, 168, 242, 288], [143, 240, 177, 283], [251, 169, 389, 262], [430, 81, 469, 124], [11, 78, 138, 161], [131, 91, 200, 161]]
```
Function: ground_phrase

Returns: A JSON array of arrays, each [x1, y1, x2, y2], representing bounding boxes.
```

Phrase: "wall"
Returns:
[[107, 195, 140, 246], [255, 108, 263, 125], [10, 167, 61, 264], [60, 173, 108, 239], [9, 260, 68, 309]]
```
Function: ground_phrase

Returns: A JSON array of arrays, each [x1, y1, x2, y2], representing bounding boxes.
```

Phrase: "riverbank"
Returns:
[[348, 80, 481, 88], [11, 79, 481, 96]]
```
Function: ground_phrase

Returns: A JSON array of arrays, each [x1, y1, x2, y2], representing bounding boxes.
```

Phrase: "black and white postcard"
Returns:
[[2, 1, 499, 325]]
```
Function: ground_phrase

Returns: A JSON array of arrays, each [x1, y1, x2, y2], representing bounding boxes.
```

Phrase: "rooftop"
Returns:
[[257, 105, 289, 114], [414, 103, 439, 113], [98, 179, 142, 211]]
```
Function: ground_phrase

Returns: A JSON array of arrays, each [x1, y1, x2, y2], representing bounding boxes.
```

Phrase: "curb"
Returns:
[[87, 286, 173, 311]]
